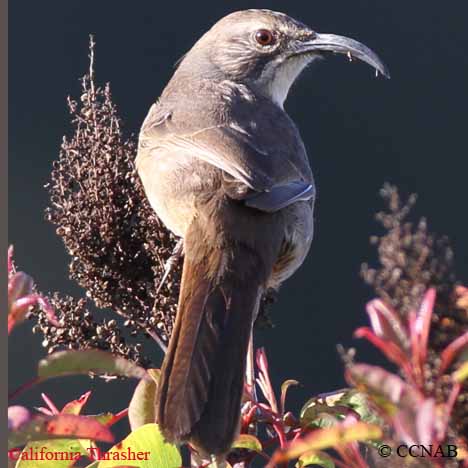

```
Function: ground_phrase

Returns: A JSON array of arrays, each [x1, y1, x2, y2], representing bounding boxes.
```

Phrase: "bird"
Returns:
[[136, 9, 389, 458]]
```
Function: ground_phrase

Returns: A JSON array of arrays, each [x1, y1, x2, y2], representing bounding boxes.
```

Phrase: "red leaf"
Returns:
[[41, 393, 60, 414], [366, 299, 409, 350], [393, 410, 418, 446], [408, 311, 424, 386], [8, 272, 34, 308], [46, 414, 113, 442], [8, 245, 14, 276], [414, 288, 436, 367], [255, 348, 278, 413], [9, 414, 114, 449], [346, 364, 422, 414], [354, 327, 412, 376], [415, 398, 437, 446], [439, 332, 468, 375], [8, 294, 39, 334], [393, 398, 439, 446]]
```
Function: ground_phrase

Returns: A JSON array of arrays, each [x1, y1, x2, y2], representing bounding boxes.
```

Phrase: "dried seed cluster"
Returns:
[[361, 183, 456, 318], [31, 40, 181, 364], [29, 39, 273, 368], [362, 183, 467, 441], [31, 294, 149, 367]]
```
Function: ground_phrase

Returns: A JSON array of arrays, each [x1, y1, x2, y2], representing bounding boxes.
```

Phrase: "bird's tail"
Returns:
[[156, 213, 269, 456]]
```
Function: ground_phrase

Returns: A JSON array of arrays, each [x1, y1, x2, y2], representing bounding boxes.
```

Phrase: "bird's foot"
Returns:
[[155, 238, 184, 295]]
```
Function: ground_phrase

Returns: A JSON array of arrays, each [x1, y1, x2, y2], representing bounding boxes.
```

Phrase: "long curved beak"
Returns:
[[298, 33, 390, 79]]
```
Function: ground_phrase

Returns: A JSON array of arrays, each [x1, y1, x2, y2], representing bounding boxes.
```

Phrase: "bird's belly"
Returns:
[[268, 200, 314, 289], [145, 189, 195, 238], [136, 151, 199, 238]]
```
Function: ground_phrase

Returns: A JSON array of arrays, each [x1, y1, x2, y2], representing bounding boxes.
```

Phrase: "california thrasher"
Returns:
[[136, 9, 389, 457]]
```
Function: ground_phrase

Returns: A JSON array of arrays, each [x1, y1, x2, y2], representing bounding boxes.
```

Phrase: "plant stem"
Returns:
[[8, 377, 41, 401]]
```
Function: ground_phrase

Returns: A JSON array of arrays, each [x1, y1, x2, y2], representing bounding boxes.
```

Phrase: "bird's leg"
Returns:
[[155, 238, 184, 295], [150, 239, 183, 355]]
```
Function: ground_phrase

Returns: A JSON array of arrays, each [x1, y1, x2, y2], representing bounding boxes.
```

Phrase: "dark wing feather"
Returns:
[[139, 103, 314, 195], [244, 181, 315, 213]]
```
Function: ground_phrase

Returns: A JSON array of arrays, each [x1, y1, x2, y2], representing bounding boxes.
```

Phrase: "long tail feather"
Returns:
[[156, 214, 266, 455]]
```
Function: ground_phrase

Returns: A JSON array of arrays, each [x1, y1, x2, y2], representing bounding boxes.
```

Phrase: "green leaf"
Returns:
[[300, 396, 359, 429], [38, 350, 147, 380], [8, 414, 113, 450], [90, 413, 115, 426], [232, 434, 262, 452], [272, 421, 382, 463], [453, 361, 468, 382], [14, 439, 88, 468], [337, 390, 383, 426], [61, 391, 91, 415], [98, 423, 181, 468], [305, 412, 340, 430], [299, 387, 382, 438], [296, 451, 335, 468], [128, 370, 160, 431]]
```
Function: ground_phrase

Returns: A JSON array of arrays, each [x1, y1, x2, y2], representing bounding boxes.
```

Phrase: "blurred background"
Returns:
[[9, 0, 468, 445]]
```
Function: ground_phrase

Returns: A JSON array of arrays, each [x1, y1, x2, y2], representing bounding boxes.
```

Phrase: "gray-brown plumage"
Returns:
[[136, 9, 388, 456]]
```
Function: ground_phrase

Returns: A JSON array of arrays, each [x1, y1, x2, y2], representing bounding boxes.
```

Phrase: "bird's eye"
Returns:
[[255, 29, 275, 47]]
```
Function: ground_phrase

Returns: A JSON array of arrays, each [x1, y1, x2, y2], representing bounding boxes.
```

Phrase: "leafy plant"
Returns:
[[8, 38, 467, 468]]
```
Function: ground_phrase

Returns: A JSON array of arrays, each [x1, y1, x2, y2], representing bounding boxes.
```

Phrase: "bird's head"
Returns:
[[177, 9, 389, 107]]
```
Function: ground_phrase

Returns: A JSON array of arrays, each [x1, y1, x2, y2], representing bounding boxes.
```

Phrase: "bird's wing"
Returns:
[[138, 105, 315, 212], [243, 181, 315, 213]]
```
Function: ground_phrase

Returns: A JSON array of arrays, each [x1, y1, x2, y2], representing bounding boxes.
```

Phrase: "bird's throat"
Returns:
[[264, 54, 315, 108]]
